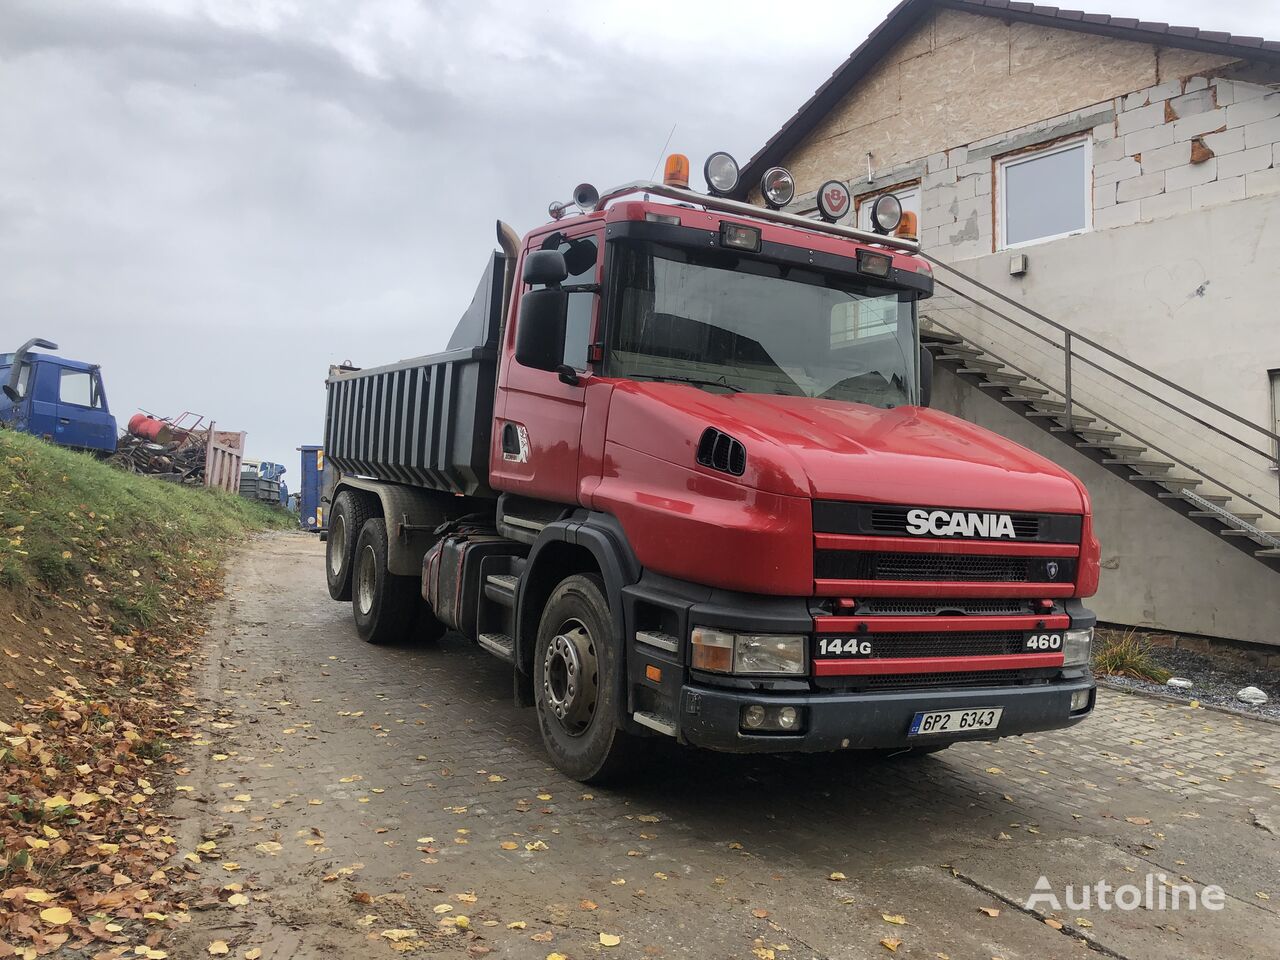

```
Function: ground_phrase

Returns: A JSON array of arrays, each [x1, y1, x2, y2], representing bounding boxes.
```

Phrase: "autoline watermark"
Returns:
[[1026, 874, 1226, 912]]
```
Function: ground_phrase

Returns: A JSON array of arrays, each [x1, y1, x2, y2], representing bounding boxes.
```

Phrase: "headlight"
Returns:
[[691, 627, 806, 675], [1063, 627, 1093, 667]]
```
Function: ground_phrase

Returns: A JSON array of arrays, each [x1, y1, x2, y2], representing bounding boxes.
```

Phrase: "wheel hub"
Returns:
[[328, 515, 346, 577], [543, 620, 598, 736], [355, 543, 376, 616]]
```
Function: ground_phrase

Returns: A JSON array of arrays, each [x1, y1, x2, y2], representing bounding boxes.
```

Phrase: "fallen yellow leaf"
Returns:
[[882, 914, 907, 925], [208, 941, 229, 956], [979, 907, 1000, 917], [39, 906, 72, 925], [880, 937, 902, 952], [600, 933, 621, 947]]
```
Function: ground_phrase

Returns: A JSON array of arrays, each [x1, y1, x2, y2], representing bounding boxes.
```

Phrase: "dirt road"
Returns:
[[167, 533, 1280, 959]]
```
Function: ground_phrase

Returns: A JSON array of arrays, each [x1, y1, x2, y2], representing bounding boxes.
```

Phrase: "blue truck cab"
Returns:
[[1, 338, 117, 455]]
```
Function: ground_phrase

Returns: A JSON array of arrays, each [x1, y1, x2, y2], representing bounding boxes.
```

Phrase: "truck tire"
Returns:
[[533, 574, 638, 783], [326, 491, 371, 601], [351, 518, 418, 645]]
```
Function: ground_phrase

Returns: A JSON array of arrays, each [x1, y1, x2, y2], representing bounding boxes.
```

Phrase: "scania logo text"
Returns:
[[905, 508, 1017, 539]]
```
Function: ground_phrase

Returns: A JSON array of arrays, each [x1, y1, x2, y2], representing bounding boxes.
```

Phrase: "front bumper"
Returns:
[[677, 675, 1095, 753]]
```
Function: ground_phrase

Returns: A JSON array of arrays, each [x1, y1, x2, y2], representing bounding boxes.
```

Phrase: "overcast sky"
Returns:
[[2, 0, 1278, 481]]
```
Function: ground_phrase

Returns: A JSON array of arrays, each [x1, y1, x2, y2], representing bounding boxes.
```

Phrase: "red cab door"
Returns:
[[490, 226, 602, 505]]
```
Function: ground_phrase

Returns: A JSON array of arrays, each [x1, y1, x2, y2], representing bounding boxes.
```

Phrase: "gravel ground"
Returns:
[[1100, 644, 1280, 721]]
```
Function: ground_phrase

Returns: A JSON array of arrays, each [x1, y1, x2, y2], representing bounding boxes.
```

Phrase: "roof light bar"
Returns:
[[587, 181, 920, 252]]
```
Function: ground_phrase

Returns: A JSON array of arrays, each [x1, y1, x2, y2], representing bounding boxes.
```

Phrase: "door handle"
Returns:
[[501, 423, 520, 455], [58, 418, 71, 424]]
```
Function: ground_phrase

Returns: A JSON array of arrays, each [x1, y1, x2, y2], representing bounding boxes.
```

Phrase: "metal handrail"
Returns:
[[922, 313, 1280, 527], [929, 282, 1280, 465], [923, 253, 1280, 449]]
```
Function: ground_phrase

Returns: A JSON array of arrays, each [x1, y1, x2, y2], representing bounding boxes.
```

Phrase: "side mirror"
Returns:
[[515, 288, 569, 372], [523, 250, 568, 287], [919, 345, 934, 408]]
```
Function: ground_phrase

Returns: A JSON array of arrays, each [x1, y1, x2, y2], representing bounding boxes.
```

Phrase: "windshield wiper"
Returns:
[[631, 373, 744, 393]]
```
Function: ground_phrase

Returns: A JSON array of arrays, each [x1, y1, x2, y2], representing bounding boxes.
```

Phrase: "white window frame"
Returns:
[[996, 137, 1092, 251], [856, 183, 921, 233]]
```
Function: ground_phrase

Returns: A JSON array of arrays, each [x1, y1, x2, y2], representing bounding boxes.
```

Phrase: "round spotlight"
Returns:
[[760, 166, 796, 209], [777, 706, 799, 730], [742, 705, 767, 730], [816, 180, 852, 222], [870, 193, 903, 234], [704, 152, 740, 196]]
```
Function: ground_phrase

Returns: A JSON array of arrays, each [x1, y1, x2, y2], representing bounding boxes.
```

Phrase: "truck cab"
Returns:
[[1, 339, 117, 455], [322, 154, 1099, 782]]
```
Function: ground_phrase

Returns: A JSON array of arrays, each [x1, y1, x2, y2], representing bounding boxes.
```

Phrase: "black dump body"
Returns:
[[324, 253, 507, 498]]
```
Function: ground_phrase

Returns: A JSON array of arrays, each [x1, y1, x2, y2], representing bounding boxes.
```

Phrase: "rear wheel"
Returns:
[[351, 518, 418, 645], [326, 491, 371, 600], [534, 574, 638, 783]]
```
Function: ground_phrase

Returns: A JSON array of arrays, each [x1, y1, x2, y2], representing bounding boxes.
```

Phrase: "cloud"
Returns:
[[1, 0, 1276, 478]]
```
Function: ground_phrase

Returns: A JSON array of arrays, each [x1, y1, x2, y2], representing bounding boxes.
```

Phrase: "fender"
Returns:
[[333, 476, 454, 576], [514, 512, 642, 705]]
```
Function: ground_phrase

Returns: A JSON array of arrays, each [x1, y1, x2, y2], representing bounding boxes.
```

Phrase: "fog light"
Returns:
[[1063, 627, 1093, 667], [1070, 689, 1091, 712], [777, 706, 799, 730], [742, 704, 767, 729], [760, 166, 796, 209]]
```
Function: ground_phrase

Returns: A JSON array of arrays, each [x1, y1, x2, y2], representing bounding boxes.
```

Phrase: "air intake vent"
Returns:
[[696, 428, 746, 476]]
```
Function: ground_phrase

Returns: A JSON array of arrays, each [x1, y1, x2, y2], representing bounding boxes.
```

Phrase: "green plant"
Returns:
[[1093, 628, 1172, 683]]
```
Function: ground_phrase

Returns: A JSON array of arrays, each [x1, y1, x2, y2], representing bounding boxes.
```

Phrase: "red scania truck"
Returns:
[[322, 154, 1099, 782]]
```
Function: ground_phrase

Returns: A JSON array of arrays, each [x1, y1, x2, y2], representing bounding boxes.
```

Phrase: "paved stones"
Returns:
[[168, 534, 1280, 960]]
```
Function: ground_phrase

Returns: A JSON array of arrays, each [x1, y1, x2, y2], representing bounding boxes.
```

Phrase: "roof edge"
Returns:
[[734, 0, 1280, 198]]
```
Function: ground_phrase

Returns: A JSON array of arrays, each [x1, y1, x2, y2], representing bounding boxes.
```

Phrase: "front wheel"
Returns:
[[351, 518, 419, 645], [534, 574, 639, 783]]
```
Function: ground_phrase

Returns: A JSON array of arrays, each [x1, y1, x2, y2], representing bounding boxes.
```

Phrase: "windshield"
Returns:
[[607, 240, 918, 407]]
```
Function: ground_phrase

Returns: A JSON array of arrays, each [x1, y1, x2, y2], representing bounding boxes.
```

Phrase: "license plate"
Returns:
[[909, 707, 1003, 736]]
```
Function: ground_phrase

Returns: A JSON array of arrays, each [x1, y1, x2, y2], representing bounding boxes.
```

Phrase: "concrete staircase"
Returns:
[[919, 258, 1280, 573]]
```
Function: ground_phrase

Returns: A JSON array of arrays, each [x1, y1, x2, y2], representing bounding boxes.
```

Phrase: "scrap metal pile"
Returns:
[[108, 412, 217, 484]]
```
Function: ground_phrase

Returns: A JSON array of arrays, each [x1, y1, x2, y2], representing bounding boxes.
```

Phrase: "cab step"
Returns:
[[632, 711, 677, 737], [1257, 549, 1280, 558], [483, 573, 519, 607], [477, 632, 515, 662]]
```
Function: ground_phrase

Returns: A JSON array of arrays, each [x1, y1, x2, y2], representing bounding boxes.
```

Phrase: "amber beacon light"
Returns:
[[663, 154, 691, 188]]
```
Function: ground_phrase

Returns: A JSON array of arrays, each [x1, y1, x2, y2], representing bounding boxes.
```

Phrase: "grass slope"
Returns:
[[0, 429, 292, 955], [0, 427, 290, 714]]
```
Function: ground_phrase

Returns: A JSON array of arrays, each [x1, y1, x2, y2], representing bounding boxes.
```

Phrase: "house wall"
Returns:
[[769, 10, 1280, 643], [786, 8, 1237, 197]]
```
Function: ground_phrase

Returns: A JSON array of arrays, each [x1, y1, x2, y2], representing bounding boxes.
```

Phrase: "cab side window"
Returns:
[[60, 369, 102, 408]]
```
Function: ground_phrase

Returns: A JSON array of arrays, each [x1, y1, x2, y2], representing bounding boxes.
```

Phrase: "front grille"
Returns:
[[816, 550, 1076, 583], [853, 598, 1033, 616], [823, 630, 1026, 659], [819, 669, 1055, 692]]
